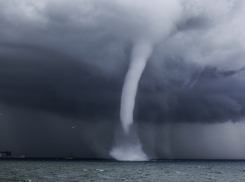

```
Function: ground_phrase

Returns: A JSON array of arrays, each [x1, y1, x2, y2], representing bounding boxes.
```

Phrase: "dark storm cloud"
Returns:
[[1, 0, 245, 158], [0, 42, 124, 121], [135, 63, 245, 124], [1, 41, 244, 125]]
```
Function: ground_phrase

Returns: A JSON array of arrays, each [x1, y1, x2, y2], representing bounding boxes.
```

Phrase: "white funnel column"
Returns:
[[120, 41, 153, 133]]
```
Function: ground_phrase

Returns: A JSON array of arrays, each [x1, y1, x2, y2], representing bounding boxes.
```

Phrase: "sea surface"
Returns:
[[1, 159, 245, 182]]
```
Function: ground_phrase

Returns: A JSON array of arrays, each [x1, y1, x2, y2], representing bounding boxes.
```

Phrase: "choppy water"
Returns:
[[1, 160, 245, 182]]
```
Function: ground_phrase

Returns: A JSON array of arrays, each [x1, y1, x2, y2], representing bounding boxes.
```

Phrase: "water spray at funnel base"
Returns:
[[110, 125, 148, 161], [110, 41, 153, 161], [110, 139, 148, 161]]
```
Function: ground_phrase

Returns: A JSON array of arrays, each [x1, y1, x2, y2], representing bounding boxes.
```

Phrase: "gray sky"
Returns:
[[1, 0, 245, 159]]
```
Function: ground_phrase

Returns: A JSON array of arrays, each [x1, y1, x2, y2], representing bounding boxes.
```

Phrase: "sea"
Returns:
[[1, 159, 245, 182]]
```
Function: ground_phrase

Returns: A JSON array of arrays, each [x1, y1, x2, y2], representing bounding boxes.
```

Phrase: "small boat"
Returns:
[[65, 154, 75, 160]]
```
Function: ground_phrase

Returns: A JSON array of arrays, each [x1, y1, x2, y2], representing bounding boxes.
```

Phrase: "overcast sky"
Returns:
[[1, 0, 245, 159]]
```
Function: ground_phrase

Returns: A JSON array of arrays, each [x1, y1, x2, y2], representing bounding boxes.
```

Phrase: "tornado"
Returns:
[[110, 41, 153, 161], [120, 41, 153, 133]]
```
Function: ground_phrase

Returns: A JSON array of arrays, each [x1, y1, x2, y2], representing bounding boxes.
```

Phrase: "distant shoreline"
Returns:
[[1, 158, 245, 162]]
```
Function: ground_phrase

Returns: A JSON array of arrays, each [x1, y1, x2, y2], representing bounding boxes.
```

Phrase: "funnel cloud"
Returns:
[[120, 41, 153, 133]]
